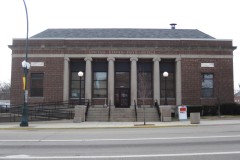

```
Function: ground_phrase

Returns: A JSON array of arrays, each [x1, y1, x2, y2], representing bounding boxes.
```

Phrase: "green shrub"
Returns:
[[220, 103, 240, 115], [185, 103, 240, 117], [187, 106, 202, 117]]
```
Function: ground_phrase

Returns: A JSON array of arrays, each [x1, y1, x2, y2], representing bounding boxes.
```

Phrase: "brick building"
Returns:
[[9, 27, 236, 117]]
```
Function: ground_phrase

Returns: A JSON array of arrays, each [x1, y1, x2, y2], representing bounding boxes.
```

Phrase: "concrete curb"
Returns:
[[0, 125, 197, 130], [1, 119, 240, 130]]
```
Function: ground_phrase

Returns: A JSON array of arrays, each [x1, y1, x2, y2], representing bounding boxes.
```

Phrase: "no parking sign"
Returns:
[[178, 106, 187, 120]]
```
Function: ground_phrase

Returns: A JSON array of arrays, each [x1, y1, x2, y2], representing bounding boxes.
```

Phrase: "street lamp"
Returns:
[[20, 0, 30, 127], [163, 71, 169, 105], [20, 60, 31, 127], [78, 71, 84, 105]]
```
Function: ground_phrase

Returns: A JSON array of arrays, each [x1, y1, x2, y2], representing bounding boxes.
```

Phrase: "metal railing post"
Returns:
[[155, 99, 161, 121], [134, 100, 137, 122]]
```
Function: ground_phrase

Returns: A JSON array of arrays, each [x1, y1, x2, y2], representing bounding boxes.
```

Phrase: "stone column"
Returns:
[[153, 58, 161, 103], [130, 57, 138, 106], [107, 57, 115, 106], [176, 58, 182, 106], [63, 57, 70, 101], [84, 57, 92, 100]]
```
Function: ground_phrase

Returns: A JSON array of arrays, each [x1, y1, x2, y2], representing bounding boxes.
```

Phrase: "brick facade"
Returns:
[[11, 57, 64, 105], [10, 38, 235, 106], [181, 58, 234, 105]]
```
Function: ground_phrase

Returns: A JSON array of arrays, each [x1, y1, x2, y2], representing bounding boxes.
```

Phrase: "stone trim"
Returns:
[[153, 58, 161, 102], [63, 57, 70, 101], [130, 57, 138, 62], [153, 57, 161, 62], [108, 57, 115, 106], [175, 58, 182, 105], [84, 57, 92, 100], [84, 57, 93, 61], [130, 57, 138, 106], [12, 54, 233, 59], [107, 57, 115, 62]]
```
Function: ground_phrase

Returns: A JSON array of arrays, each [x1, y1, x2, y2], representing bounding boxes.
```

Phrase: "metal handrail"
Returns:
[[154, 100, 161, 121], [0, 100, 91, 123], [134, 100, 137, 121], [85, 100, 90, 121], [108, 100, 111, 122]]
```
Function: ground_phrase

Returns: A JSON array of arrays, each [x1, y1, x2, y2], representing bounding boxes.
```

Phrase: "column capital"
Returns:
[[130, 57, 138, 62], [153, 57, 161, 62], [64, 57, 70, 62], [107, 57, 115, 61], [175, 57, 181, 62], [84, 57, 93, 61]]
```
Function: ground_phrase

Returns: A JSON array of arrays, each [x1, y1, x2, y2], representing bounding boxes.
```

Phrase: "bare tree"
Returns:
[[137, 68, 152, 124], [0, 82, 11, 100], [234, 83, 240, 94]]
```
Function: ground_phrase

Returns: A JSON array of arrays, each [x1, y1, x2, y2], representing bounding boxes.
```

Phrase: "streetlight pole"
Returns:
[[20, 0, 30, 127], [78, 71, 84, 105], [163, 71, 169, 105]]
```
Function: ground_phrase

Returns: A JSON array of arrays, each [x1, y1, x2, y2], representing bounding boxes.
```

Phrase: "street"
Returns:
[[0, 124, 240, 159]]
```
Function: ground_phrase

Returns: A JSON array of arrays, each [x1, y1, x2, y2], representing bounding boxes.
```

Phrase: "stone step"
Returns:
[[86, 108, 109, 121], [87, 117, 109, 121], [110, 118, 136, 122], [136, 108, 160, 122], [86, 107, 161, 122], [87, 112, 109, 116], [136, 117, 160, 122]]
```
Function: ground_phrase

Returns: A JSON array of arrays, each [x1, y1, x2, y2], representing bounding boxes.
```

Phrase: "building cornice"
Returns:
[[12, 38, 233, 41], [12, 53, 233, 59], [9, 46, 237, 52]]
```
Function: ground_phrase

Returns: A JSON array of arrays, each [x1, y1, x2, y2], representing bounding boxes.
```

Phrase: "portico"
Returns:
[[63, 55, 181, 108]]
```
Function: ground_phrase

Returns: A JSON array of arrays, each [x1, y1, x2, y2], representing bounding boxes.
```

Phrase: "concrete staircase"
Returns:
[[86, 107, 109, 121], [110, 108, 136, 122], [86, 107, 161, 122], [136, 107, 160, 122]]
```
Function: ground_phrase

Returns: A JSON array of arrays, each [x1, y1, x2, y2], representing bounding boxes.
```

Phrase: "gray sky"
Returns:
[[0, 0, 239, 89]]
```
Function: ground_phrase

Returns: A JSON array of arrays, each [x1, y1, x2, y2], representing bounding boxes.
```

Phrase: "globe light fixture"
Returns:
[[163, 71, 169, 105], [78, 71, 84, 105]]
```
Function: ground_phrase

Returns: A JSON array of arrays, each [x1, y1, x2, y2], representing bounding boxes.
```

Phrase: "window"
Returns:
[[115, 72, 130, 88], [30, 73, 44, 97], [93, 72, 107, 98], [137, 61, 153, 98], [201, 73, 214, 98], [160, 60, 175, 98], [160, 72, 175, 98], [70, 72, 85, 98], [137, 72, 153, 98], [70, 60, 85, 98], [115, 61, 130, 89], [93, 61, 108, 98]]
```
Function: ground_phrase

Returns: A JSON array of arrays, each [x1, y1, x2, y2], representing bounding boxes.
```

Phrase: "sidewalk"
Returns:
[[1, 118, 240, 129]]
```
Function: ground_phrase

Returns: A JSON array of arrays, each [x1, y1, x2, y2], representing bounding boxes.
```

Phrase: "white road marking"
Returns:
[[4, 155, 30, 158], [1, 151, 240, 159], [0, 135, 240, 142]]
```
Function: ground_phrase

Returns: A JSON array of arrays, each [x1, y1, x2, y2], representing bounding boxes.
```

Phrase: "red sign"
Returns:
[[180, 108, 187, 112]]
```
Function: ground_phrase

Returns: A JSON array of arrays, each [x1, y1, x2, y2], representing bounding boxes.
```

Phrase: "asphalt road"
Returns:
[[0, 124, 240, 159]]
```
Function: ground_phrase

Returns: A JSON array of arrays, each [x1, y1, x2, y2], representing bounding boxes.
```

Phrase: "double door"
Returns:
[[115, 88, 130, 108]]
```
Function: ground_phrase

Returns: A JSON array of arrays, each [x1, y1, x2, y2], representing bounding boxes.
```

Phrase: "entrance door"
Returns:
[[115, 88, 130, 108]]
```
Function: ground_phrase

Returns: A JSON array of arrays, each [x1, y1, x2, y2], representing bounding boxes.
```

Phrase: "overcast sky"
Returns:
[[0, 0, 239, 89]]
